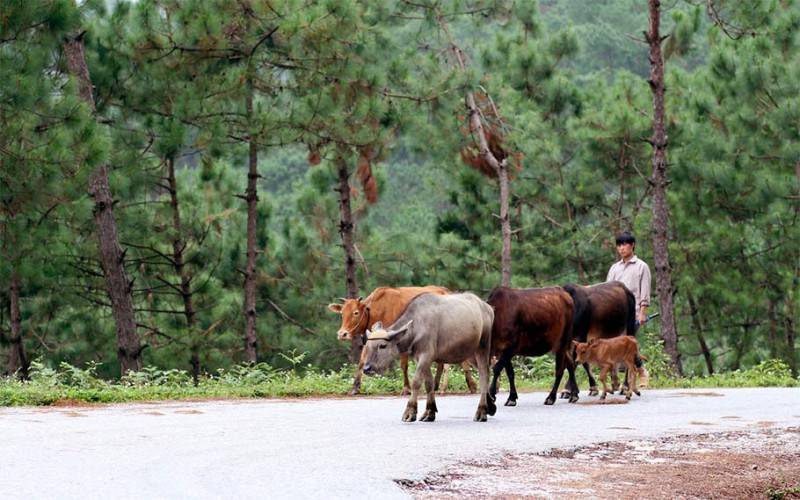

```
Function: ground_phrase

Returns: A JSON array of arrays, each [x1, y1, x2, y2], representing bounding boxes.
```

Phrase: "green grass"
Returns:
[[0, 356, 796, 407]]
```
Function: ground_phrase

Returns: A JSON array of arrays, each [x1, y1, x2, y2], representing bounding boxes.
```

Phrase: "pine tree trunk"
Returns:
[[63, 33, 142, 375], [786, 297, 797, 376], [498, 164, 512, 287], [7, 271, 29, 379], [646, 1, 682, 376], [335, 151, 361, 363], [242, 88, 259, 364], [166, 158, 200, 383], [688, 294, 713, 375]]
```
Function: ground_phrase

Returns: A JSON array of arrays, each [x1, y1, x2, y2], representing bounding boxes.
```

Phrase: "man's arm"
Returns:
[[638, 263, 652, 323]]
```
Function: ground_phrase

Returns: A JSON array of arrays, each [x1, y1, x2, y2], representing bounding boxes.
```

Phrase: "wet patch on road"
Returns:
[[175, 409, 204, 415], [669, 391, 724, 397], [577, 398, 630, 405]]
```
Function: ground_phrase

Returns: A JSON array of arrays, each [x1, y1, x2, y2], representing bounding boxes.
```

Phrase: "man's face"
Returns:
[[616, 242, 634, 260]]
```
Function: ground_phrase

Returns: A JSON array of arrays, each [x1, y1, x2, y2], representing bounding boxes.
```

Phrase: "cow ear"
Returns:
[[572, 340, 579, 348], [371, 321, 383, 331], [588, 338, 597, 345], [358, 296, 363, 302], [388, 320, 413, 340], [328, 303, 343, 314]]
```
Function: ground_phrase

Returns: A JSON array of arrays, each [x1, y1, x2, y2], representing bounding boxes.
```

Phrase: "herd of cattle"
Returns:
[[327, 283, 647, 422]]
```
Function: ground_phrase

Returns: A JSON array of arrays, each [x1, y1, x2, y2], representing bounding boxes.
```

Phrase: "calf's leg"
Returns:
[[598, 364, 611, 400]]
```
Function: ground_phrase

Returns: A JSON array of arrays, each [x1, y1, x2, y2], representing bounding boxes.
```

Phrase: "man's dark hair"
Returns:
[[615, 231, 636, 245]]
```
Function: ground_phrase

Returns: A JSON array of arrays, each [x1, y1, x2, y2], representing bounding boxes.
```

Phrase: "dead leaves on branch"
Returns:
[[460, 92, 523, 179]]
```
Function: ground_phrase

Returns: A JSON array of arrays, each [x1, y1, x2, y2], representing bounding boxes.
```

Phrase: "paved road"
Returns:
[[1, 388, 799, 499]]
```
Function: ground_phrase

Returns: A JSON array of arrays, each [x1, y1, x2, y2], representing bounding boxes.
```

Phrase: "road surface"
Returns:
[[1, 388, 798, 499]]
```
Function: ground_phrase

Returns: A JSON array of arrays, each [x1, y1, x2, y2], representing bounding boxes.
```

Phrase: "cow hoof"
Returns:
[[626, 393, 632, 400], [420, 411, 436, 422], [401, 388, 411, 396], [474, 410, 488, 422], [588, 388, 599, 396], [569, 394, 579, 403], [487, 400, 497, 416], [348, 388, 360, 396], [600, 393, 607, 400], [544, 397, 555, 406], [634, 390, 641, 397], [505, 399, 517, 407], [402, 411, 417, 422], [559, 391, 570, 399]]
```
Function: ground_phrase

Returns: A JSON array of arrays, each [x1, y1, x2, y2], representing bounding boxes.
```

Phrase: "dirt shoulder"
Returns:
[[400, 426, 800, 499]]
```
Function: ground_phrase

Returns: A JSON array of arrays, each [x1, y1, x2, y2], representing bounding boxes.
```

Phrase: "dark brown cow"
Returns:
[[487, 286, 578, 406], [327, 286, 476, 395], [561, 281, 643, 397]]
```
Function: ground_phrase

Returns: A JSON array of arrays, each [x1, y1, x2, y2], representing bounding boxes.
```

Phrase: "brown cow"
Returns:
[[327, 286, 476, 395], [573, 336, 643, 400], [561, 281, 646, 397], [487, 286, 579, 406]]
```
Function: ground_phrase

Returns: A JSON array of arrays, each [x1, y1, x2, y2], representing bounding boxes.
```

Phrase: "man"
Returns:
[[607, 231, 652, 328], [607, 231, 652, 387]]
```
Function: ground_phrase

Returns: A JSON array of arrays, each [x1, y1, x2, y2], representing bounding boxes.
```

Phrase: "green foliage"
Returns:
[[1, 1, 798, 390]]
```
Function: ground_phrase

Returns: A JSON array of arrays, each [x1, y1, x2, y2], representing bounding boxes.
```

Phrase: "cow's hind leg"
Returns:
[[433, 362, 446, 394], [463, 360, 478, 394], [420, 363, 437, 422], [546, 352, 568, 405], [584, 362, 599, 396], [474, 343, 494, 421], [565, 355, 579, 403], [400, 353, 411, 396], [489, 350, 513, 403]]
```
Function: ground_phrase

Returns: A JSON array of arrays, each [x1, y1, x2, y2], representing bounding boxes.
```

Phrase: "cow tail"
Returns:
[[625, 289, 644, 368]]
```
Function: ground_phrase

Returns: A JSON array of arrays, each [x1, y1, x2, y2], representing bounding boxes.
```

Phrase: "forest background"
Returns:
[[1, 0, 798, 398]]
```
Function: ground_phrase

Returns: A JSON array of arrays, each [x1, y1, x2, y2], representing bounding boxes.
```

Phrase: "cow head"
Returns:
[[327, 297, 368, 341], [573, 340, 590, 364], [362, 320, 412, 375]]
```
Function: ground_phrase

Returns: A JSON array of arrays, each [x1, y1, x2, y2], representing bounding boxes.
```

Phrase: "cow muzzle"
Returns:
[[337, 329, 352, 341], [363, 364, 375, 375]]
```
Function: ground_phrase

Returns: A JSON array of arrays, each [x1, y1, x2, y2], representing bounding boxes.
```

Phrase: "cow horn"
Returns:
[[367, 330, 390, 341], [387, 320, 413, 340], [338, 297, 347, 303], [371, 321, 383, 331]]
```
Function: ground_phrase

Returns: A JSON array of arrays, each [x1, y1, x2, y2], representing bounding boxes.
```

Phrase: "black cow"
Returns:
[[561, 281, 643, 396]]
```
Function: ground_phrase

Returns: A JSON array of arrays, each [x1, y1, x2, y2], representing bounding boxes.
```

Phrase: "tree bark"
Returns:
[[786, 297, 797, 376], [166, 158, 200, 383], [242, 86, 259, 364], [688, 293, 713, 375], [335, 150, 361, 363], [63, 33, 142, 375], [646, 1, 682, 376], [7, 271, 29, 379]]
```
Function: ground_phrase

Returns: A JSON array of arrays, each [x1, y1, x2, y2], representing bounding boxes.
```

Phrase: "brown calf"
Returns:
[[573, 336, 643, 400]]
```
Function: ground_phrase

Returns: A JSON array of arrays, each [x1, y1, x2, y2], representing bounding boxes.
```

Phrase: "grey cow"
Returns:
[[363, 292, 496, 422]]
